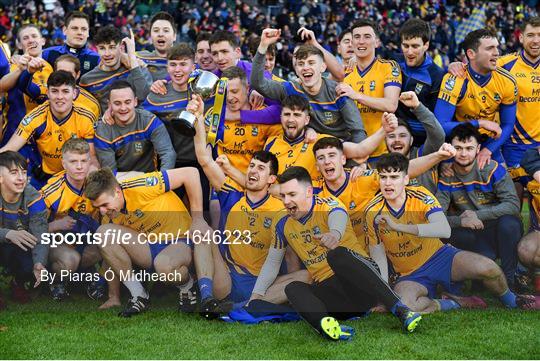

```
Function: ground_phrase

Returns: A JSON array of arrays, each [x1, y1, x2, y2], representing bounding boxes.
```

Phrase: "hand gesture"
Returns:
[[448, 62, 467, 78], [27, 57, 46, 74], [260, 28, 281, 48], [249, 90, 265, 109], [336, 82, 358, 100], [314, 230, 340, 250], [349, 164, 368, 180], [478, 120, 502, 139], [375, 214, 399, 232], [437, 143, 457, 160], [297, 27, 317, 45], [150, 79, 168, 95], [476, 148, 492, 170], [399, 91, 420, 109], [6, 230, 37, 251], [381, 112, 398, 133], [51, 216, 77, 232], [216, 154, 232, 173], [304, 128, 318, 144]]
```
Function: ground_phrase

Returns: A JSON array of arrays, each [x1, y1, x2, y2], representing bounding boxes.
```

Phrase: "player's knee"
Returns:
[[476, 258, 502, 280], [517, 236, 536, 266]]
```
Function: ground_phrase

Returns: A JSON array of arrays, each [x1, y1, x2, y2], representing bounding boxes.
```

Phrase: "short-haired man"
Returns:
[[385, 91, 445, 193], [80, 25, 152, 112], [395, 19, 445, 145], [191, 96, 310, 314], [85, 166, 211, 317], [210, 66, 281, 173], [251, 29, 366, 143], [0, 151, 48, 307], [521, 147, 540, 292], [41, 139, 103, 301], [365, 152, 538, 311], [1, 25, 51, 147], [54, 55, 101, 118], [94, 81, 175, 173], [434, 29, 518, 169], [253, 166, 423, 340], [336, 29, 354, 65], [0, 71, 98, 188], [195, 32, 217, 72], [42, 11, 100, 76], [137, 12, 177, 81], [437, 124, 522, 289], [337, 19, 402, 161]]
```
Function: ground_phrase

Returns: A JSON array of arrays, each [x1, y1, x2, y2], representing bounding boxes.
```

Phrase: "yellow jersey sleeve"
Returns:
[[438, 73, 466, 105], [16, 104, 49, 140], [121, 171, 170, 202], [383, 60, 402, 87], [497, 69, 518, 105]]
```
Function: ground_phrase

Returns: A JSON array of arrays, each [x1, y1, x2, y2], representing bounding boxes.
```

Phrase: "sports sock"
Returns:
[[390, 300, 409, 316], [123, 280, 148, 299], [199, 277, 213, 300], [435, 299, 460, 311], [499, 289, 517, 308]]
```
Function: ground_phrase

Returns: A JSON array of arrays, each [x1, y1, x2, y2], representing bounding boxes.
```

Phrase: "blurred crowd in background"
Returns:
[[0, 0, 539, 78]]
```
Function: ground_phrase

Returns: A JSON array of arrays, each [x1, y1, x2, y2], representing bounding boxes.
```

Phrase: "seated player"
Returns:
[[0, 151, 48, 308], [437, 124, 522, 289], [364, 152, 538, 312], [251, 28, 366, 143], [94, 80, 176, 173], [191, 94, 310, 316], [251, 166, 423, 341], [41, 139, 104, 301], [84, 166, 212, 317], [80, 25, 152, 112], [519, 147, 540, 292], [137, 12, 177, 81], [314, 136, 457, 270], [385, 91, 445, 193], [0, 71, 98, 188], [210, 66, 281, 173]]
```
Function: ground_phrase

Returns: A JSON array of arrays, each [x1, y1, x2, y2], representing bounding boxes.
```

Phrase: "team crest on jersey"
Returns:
[[369, 80, 376, 91], [349, 201, 357, 210], [134, 142, 143, 154], [263, 217, 272, 229], [300, 143, 309, 152], [21, 117, 31, 126], [323, 112, 335, 125], [313, 226, 321, 235], [494, 93, 501, 102], [326, 198, 339, 207], [252, 126, 259, 136], [423, 195, 435, 205], [84, 61, 90, 70], [415, 83, 424, 94], [145, 176, 158, 187], [391, 67, 399, 77], [134, 209, 144, 218], [445, 77, 456, 91]]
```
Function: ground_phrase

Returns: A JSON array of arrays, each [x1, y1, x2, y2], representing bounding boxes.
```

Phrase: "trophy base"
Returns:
[[173, 111, 197, 136]]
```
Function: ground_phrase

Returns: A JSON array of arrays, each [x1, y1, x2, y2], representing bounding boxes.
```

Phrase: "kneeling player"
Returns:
[[85, 167, 211, 317], [252, 167, 422, 341], [364, 153, 538, 312]]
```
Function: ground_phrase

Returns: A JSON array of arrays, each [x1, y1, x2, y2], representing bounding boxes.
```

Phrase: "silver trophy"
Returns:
[[174, 70, 220, 136]]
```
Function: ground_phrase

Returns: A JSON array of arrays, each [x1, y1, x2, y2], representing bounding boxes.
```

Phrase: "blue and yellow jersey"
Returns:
[[316, 170, 380, 241], [41, 172, 98, 228], [136, 50, 168, 81], [528, 180, 540, 231], [211, 109, 282, 172], [274, 195, 368, 282], [75, 87, 101, 120], [498, 51, 540, 146], [436, 66, 517, 136], [363, 186, 444, 276], [344, 58, 402, 157], [217, 177, 284, 276], [264, 133, 331, 181], [16, 104, 96, 175], [104, 171, 191, 239]]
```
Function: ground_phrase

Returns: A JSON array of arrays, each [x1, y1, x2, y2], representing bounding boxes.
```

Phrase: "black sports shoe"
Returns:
[[200, 297, 221, 320], [50, 283, 69, 301], [118, 296, 150, 317], [516, 294, 539, 310], [87, 279, 106, 300], [178, 280, 199, 313]]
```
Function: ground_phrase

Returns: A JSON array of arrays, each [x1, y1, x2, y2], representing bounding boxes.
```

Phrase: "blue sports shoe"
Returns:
[[395, 307, 422, 333]]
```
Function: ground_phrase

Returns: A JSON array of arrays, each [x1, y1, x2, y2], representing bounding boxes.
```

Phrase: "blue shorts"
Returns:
[[502, 141, 538, 168], [230, 268, 258, 303], [397, 245, 463, 298]]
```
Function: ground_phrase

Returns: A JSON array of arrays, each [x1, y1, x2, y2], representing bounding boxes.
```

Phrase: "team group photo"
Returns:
[[0, 0, 538, 359]]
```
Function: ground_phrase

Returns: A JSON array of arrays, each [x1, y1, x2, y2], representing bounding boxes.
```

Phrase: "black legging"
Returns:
[[285, 247, 400, 331]]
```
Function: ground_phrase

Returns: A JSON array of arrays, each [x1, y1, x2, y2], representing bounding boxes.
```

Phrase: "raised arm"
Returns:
[[343, 112, 397, 159], [408, 143, 456, 179], [298, 27, 345, 81]]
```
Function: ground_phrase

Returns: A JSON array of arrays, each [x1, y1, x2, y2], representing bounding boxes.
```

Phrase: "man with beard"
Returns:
[[385, 91, 445, 193], [434, 29, 517, 170], [436, 124, 522, 290]]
